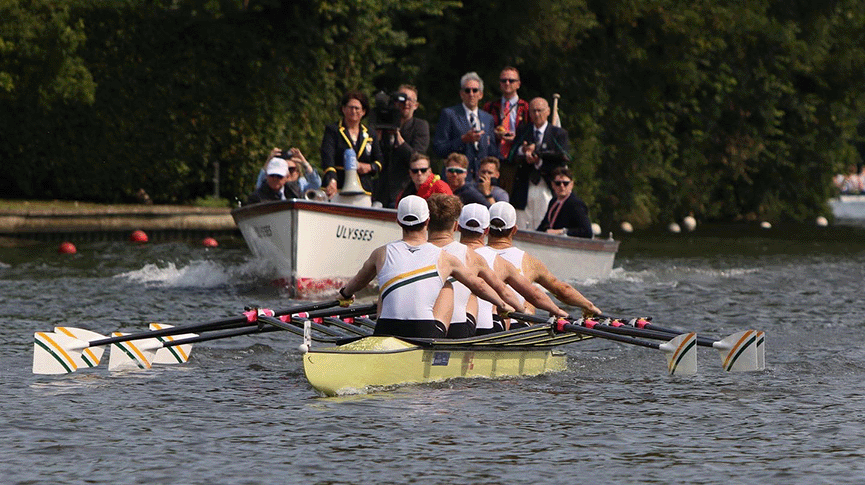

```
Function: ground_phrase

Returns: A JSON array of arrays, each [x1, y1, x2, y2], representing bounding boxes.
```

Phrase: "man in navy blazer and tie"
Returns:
[[433, 72, 497, 182], [508, 97, 570, 230]]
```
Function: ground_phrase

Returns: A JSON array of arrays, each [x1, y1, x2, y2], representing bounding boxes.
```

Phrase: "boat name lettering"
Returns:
[[253, 225, 272, 238], [432, 352, 450, 366], [335, 225, 374, 241]]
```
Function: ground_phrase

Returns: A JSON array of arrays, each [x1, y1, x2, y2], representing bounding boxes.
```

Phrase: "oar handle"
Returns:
[[508, 312, 662, 350]]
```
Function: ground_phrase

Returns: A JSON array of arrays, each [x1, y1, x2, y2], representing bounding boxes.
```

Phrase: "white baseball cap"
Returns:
[[458, 203, 490, 233], [266, 158, 289, 177], [489, 201, 517, 230], [397, 195, 429, 226]]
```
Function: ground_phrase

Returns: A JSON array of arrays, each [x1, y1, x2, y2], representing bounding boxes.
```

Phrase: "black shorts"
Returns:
[[374, 318, 447, 339], [446, 314, 477, 339], [474, 318, 505, 336]]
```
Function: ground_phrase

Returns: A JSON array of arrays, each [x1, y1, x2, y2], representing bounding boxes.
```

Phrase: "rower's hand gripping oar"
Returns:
[[32, 300, 341, 375], [595, 315, 765, 372], [507, 312, 697, 376]]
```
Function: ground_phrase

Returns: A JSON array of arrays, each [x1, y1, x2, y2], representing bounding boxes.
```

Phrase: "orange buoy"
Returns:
[[202, 237, 218, 247], [58, 241, 77, 254], [129, 230, 149, 243]]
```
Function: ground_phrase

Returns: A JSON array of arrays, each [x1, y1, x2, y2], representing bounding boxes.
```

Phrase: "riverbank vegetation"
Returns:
[[3, 0, 864, 227]]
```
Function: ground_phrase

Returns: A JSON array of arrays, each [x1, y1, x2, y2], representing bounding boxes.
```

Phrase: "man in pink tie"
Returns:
[[536, 166, 593, 238], [483, 67, 529, 192]]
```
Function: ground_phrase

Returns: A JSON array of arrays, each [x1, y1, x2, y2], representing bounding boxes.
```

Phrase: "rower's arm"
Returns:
[[341, 247, 383, 298], [498, 257, 567, 317], [441, 252, 512, 312], [470, 252, 523, 311], [527, 254, 601, 315]]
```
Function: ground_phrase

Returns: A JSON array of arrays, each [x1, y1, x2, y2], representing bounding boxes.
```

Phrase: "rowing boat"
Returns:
[[302, 324, 590, 396], [230, 199, 620, 297], [830, 194, 865, 222]]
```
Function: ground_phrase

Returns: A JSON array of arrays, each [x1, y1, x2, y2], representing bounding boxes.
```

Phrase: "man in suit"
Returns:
[[374, 84, 430, 208], [483, 66, 530, 192], [508, 97, 570, 231], [432, 72, 497, 182]]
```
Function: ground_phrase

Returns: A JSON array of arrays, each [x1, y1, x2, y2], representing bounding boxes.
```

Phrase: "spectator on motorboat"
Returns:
[[834, 164, 862, 194], [425, 194, 523, 338], [395, 153, 452, 204], [456, 203, 568, 335], [487, 201, 601, 327], [477, 157, 510, 204], [337, 196, 513, 339], [445, 152, 489, 207], [320, 90, 384, 205], [373, 84, 430, 208], [255, 147, 321, 197], [246, 157, 290, 204], [536, 166, 593, 238]]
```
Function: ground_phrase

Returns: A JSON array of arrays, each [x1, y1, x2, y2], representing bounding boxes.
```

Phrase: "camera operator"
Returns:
[[373, 84, 430, 208]]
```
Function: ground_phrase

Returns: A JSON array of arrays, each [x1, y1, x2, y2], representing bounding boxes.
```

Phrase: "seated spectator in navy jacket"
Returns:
[[444, 152, 489, 207], [536, 167, 593, 238], [247, 158, 290, 204]]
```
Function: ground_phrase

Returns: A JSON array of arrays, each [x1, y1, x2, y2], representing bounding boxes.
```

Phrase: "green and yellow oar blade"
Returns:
[[148, 323, 197, 365], [107, 332, 161, 371], [658, 332, 697, 376], [713, 330, 764, 372], [32, 328, 107, 375]]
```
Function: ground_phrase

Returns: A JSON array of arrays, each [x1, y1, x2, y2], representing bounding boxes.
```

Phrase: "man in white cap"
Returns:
[[339, 195, 513, 339], [458, 203, 569, 334], [246, 158, 290, 204], [425, 194, 524, 338], [486, 201, 601, 324]]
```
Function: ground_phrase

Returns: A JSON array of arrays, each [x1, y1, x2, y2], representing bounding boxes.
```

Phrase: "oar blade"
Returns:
[[33, 327, 108, 374], [108, 332, 159, 371], [658, 332, 697, 375], [148, 323, 196, 365], [713, 330, 763, 372]]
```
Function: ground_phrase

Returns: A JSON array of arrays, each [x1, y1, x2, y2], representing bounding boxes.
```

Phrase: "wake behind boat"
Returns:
[[231, 199, 619, 296]]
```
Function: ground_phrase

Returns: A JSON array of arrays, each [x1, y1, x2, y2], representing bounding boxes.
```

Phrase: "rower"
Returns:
[[487, 201, 601, 327], [426, 194, 525, 338], [458, 203, 569, 334], [338, 195, 514, 339]]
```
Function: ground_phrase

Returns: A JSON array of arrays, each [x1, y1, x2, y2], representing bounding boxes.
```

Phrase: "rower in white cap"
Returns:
[[458, 203, 569, 334], [338, 195, 514, 339], [486, 201, 601, 327]]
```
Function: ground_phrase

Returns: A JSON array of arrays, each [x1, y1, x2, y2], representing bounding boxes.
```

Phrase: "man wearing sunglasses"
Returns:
[[432, 72, 497, 182], [395, 153, 452, 203], [483, 67, 530, 191], [246, 157, 291, 204], [444, 152, 490, 207], [253, 147, 322, 199], [536, 167, 593, 238]]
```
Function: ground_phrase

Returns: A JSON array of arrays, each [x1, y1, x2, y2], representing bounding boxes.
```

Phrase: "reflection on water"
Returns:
[[2, 227, 865, 484]]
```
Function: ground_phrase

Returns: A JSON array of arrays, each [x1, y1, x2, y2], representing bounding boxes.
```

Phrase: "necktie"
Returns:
[[500, 101, 511, 157], [470, 113, 479, 150], [535, 129, 542, 146]]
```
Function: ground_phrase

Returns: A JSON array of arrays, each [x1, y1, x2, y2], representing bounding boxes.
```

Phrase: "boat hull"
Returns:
[[232, 200, 619, 296], [303, 336, 568, 396], [830, 194, 865, 221]]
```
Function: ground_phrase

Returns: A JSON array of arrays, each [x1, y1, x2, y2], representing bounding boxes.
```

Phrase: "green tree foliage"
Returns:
[[1, 0, 864, 225]]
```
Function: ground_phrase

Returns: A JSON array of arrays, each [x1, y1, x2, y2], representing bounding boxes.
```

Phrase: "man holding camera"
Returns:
[[374, 84, 430, 208], [253, 147, 322, 199], [509, 97, 570, 231]]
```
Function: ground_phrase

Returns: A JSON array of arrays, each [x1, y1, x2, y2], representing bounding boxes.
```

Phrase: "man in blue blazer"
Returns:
[[433, 72, 497, 182]]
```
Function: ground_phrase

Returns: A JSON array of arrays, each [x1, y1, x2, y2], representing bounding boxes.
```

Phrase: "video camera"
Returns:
[[372, 91, 408, 132]]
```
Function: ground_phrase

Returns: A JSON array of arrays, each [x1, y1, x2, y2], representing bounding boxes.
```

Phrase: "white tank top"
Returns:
[[441, 241, 470, 323], [474, 246, 499, 330], [494, 246, 527, 308], [377, 241, 444, 321]]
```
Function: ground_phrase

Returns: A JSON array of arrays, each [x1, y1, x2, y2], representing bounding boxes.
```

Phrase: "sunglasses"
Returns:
[[268, 174, 285, 179], [447, 167, 467, 174], [287, 166, 297, 173], [500, 78, 519, 84], [553, 180, 572, 186], [463, 88, 480, 94], [410, 167, 430, 174]]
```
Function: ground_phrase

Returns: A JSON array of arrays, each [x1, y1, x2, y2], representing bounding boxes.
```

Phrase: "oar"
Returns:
[[596, 315, 765, 372], [33, 300, 340, 375], [508, 312, 697, 375]]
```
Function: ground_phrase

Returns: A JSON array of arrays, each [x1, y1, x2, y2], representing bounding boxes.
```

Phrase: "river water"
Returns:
[[2, 223, 864, 484]]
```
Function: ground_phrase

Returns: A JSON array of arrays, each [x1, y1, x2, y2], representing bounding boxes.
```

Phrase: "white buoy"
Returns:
[[760, 221, 772, 229], [591, 223, 602, 236], [683, 215, 697, 232], [668, 222, 681, 233], [620, 221, 634, 233], [816, 216, 828, 227], [297, 343, 309, 353]]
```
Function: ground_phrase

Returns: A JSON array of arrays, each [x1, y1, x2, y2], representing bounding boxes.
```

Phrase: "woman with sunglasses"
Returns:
[[395, 153, 452, 204], [320, 90, 384, 206], [536, 166, 593, 238]]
